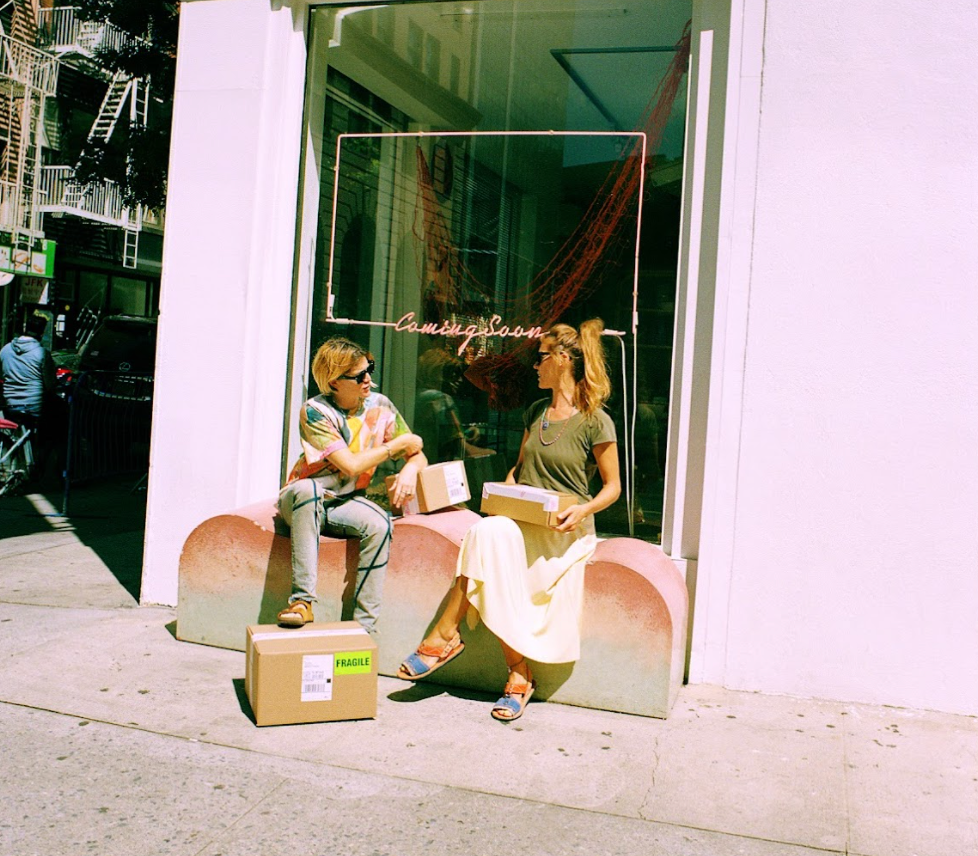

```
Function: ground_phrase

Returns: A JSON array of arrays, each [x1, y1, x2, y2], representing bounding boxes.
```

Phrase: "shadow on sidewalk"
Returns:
[[0, 474, 147, 601]]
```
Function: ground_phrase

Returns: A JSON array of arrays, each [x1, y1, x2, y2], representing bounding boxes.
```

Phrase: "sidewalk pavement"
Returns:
[[1, 482, 975, 856]]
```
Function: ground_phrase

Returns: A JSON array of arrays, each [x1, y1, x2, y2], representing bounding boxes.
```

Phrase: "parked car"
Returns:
[[55, 315, 158, 400], [79, 315, 158, 375]]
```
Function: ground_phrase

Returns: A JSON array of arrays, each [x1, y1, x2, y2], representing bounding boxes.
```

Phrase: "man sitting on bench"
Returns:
[[277, 337, 426, 633]]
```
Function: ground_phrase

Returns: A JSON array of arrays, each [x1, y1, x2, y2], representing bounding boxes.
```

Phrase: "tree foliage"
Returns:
[[72, 0, 179, 209]]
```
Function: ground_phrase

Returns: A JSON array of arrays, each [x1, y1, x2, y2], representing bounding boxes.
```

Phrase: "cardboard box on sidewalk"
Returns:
[[385, 459, 470, 515], [245, 621, 378, 726], [480, 482, 577, 528]]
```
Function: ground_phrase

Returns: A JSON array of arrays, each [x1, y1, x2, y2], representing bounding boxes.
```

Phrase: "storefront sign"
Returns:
[[394, 311, 543, 355], [19, 279, 49, 304], [0, 239, 56, 278]]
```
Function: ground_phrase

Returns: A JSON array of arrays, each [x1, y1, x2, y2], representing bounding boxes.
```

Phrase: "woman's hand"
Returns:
[[390, 460, 420, 508], [554, 503, 589, 532], [551, 442, 620, 531]]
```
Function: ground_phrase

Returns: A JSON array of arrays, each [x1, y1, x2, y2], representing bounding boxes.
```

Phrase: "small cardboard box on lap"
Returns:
[[245, 621, 378, 726], [386, 459, 470, 514], [480, 482, 576, 528]]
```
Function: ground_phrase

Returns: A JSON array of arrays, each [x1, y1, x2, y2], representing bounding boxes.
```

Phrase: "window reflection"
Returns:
[[302, 0, 691, 541]]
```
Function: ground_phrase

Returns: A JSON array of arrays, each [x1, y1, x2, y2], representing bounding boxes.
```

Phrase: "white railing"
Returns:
[[0, 178, 17, 233], [38, 165, 141, 229], [0, 178, 45, 239], [37, 6, 133, 58], [0, 33, 59, 94]]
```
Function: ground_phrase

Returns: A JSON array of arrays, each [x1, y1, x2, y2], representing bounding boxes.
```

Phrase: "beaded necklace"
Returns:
[[538, 405, 578, 446]]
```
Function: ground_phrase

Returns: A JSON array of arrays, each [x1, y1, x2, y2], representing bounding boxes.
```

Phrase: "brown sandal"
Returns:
[[397, 632, 465, 680], [277, 600, 314, 627]]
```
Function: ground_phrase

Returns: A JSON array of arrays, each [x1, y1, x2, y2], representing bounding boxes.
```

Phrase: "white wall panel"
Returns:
[[707, 0, 978, 713], [141, 1, 308, 605]]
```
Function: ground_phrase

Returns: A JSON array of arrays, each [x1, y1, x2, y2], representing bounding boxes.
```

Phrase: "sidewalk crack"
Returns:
[[190, 777, 289, 856], [841, 706, 853, 855], [637, 737, 661, 820]]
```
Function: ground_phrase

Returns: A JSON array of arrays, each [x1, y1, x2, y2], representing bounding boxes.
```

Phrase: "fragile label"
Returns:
[[334, 650, 373, 675], [301, 654, 334, 702]]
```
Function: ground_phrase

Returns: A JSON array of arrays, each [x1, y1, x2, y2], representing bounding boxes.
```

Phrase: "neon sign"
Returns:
[[394, 311, 543, 355]]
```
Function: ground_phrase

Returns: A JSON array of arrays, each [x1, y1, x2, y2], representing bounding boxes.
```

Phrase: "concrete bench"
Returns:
[[177, 501, 688, 717]]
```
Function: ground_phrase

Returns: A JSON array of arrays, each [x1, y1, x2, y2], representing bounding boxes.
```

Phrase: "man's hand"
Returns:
[[390, 460, 420, 507], [391, 433, 424, 458]]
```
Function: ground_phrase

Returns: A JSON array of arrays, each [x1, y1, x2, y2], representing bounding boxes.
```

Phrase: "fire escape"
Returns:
[[33, 4, 159, 269], [0, 0, 58, 256]]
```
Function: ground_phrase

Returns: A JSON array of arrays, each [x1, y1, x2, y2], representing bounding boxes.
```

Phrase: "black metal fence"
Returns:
[[62, 371, 153, 514]]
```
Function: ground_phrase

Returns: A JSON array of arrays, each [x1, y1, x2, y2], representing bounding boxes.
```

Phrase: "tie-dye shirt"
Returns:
[[285, 391, 412, 496]]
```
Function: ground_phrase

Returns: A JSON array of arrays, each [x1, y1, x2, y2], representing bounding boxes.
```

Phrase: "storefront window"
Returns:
[[298, 0, 691, 541], [78, 271, 108, 314], [109, 277, 149, 316]]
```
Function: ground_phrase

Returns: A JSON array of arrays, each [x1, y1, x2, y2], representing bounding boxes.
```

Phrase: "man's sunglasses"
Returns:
[[338, 360, 375, 384]]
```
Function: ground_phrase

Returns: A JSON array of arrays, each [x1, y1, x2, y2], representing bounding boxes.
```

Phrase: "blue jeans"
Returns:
[[277, 479, 392, 635]]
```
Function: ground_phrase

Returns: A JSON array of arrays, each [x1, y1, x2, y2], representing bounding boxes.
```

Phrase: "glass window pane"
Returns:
[[300, 0, 691, 542], [109, 277, 148, 316], [78, 271, 107, 314]]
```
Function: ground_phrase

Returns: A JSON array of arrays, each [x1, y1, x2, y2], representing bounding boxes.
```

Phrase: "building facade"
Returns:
[[0, 0, 163, 353], [145, 0, 978, 716]]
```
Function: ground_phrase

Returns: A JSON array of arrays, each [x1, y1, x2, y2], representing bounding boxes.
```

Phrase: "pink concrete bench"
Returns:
[[177, 501, 688, 717]]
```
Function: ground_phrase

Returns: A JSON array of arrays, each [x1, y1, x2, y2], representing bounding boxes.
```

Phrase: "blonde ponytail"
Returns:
[[577, 318, 611, 414]]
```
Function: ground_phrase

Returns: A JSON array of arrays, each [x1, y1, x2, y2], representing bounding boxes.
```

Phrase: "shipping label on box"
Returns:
[[245, 621, 378, 726], [386, 459, 470, 514], [480, 482, 577, 528], [300, 654, 334, 701]]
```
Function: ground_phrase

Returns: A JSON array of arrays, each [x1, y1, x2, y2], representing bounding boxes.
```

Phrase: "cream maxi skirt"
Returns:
[[457, 514, 596, 664]]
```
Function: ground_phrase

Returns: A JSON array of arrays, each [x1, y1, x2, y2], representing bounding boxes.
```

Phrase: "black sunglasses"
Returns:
[[338, 359, 375, 384], [533, 351, 554, 367]]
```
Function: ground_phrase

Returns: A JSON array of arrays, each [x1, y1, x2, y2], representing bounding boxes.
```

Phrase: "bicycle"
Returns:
[[0, 414, 34, 496]]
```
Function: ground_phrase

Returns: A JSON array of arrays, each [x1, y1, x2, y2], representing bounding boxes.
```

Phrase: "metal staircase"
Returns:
[[11, 85, 42, 240], [0, 0, 58, 249], [73, 70, 152, 268], [79, 70, 152, 268], [87, 69, 132, 144], [1, 2, 155, 270], [122, 212, 139, 267], [7, 0, 36, 46]]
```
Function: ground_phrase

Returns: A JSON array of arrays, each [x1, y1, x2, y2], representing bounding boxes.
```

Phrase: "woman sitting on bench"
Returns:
[[396, 318, 621, 722]]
